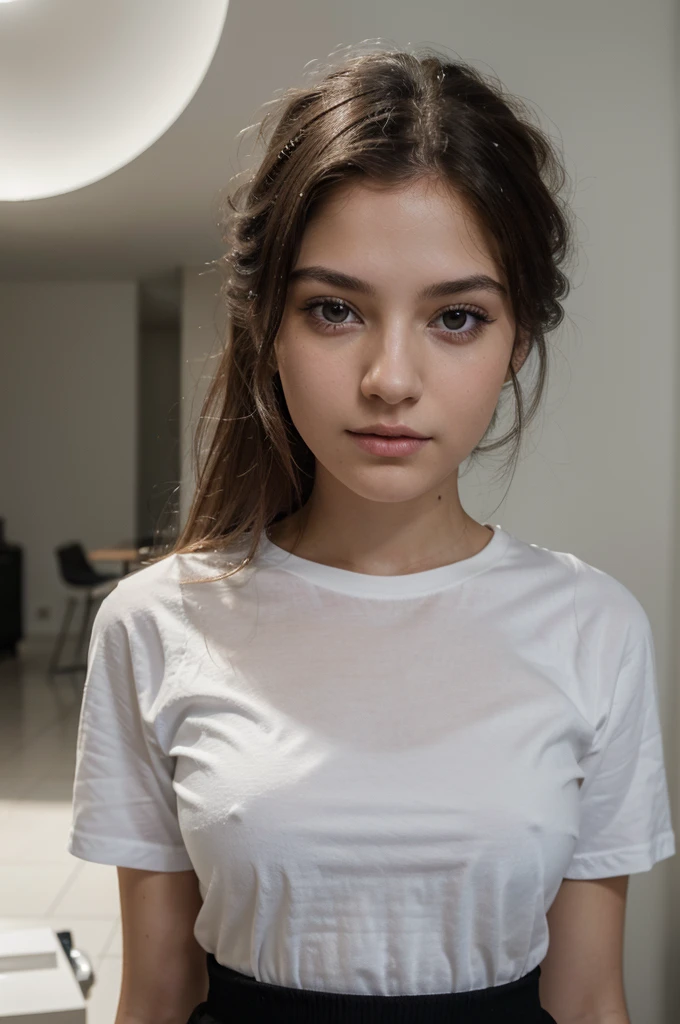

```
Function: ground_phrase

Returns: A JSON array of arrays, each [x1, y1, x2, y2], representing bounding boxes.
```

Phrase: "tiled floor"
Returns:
[[0, 636, 124, 1023]]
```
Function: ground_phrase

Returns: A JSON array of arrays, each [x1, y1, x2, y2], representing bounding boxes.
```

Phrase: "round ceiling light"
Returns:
[[0, 0, 229, 201]]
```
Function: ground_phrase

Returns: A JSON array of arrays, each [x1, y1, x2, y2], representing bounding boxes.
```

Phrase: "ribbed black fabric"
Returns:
[[185, 954, 558, 1023]]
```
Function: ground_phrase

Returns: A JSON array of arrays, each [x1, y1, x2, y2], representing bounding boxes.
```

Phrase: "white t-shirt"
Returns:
[[67, 522, 676, 995]]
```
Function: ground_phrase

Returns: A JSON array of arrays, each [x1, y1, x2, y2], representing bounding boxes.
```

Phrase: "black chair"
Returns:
[[48, 543, 123, 677]]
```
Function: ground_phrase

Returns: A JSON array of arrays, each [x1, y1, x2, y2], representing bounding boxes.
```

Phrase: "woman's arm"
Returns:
[[114, 867, 208, 1024], [540, 875, 630, 1023]]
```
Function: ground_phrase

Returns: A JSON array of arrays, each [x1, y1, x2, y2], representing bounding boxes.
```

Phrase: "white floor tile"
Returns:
[[0, 798, 75, 864], [100, 917, 121, 959], [0, 861, 80, 916], [50, 860, 121, 919]]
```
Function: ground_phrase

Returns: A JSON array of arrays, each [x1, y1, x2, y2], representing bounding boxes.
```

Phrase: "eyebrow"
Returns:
[[288, 265, 508, 300]]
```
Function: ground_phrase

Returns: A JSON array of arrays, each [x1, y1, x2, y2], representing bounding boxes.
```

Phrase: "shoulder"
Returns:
[[96, 547, 250, 635], [509, 530, 650, 658], [96, 552, 185, 627], [87, 554, 203, 702], [570, 551, 651, 658], [90, 553, 208, 664]]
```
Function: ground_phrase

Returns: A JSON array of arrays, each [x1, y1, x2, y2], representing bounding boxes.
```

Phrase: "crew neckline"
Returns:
[[256, 523, 511, 598]]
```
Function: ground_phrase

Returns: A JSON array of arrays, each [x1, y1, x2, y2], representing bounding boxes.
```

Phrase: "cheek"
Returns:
[[433, 363, 504, 423], [277, 347, 345, 435]]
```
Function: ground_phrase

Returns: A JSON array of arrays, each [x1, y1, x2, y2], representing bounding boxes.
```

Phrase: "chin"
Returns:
[[334, 473, 437, 505]]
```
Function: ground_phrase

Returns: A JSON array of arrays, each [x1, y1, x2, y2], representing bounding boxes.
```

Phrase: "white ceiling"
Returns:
[[0, 0, 229, 201], [0, 0, 376, 279]]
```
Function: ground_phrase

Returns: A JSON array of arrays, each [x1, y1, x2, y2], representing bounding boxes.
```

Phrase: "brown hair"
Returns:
[[151, 45, 576, 580]]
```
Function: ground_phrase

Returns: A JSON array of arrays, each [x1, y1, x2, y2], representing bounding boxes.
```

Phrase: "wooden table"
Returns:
[[88, 544, 146, 576]]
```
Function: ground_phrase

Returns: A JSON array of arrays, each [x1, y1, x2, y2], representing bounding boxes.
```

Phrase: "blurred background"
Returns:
[[0, 0, 678, 1021]]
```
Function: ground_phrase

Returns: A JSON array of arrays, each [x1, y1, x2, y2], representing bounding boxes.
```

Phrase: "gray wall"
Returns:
[[137, 326, 181, 543], [0, 281, 137, 637]]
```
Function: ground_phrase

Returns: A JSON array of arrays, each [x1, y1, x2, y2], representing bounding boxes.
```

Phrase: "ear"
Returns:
[[504, 329, 532, 383]]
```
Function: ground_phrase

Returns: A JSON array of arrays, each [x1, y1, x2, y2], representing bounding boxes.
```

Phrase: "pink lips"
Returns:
[[348, 432, 430, 457]]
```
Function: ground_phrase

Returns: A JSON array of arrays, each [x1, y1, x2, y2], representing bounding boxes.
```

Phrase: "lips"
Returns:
[[351, 431, 430, 439], [349, 423, 429, 438], [348, 432, 431, 457]]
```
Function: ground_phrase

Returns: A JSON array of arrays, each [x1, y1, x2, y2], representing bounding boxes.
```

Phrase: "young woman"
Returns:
[[68, 48, 675, 1024]]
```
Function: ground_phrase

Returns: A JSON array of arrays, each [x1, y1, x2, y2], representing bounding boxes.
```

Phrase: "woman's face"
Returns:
[[274, 174, 524, 510]]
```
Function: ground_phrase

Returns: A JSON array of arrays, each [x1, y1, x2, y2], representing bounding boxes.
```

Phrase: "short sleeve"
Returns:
[[67, 579, 194, 872], [564, 608, 676, 879]]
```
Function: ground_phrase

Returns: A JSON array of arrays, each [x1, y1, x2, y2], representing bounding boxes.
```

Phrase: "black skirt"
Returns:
[[186, 952, 558, 1023]]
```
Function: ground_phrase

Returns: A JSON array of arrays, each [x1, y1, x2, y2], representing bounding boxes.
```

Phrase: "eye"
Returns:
[[300, 297, 495, 340], [432, 305, 496, 340], [301, 298, 359, 331]]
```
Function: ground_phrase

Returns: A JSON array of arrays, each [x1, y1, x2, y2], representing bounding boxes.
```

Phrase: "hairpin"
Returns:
[[277, 129, 304, 161]]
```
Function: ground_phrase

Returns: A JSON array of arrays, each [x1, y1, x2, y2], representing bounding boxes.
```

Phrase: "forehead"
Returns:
[[299, 175, 501, 276]]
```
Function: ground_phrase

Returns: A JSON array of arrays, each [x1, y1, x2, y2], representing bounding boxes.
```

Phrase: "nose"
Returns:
[[359, 327, 424, 405]]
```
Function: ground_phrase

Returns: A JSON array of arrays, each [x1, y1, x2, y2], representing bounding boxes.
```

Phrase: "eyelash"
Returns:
[[300, 297, 496, 341]]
